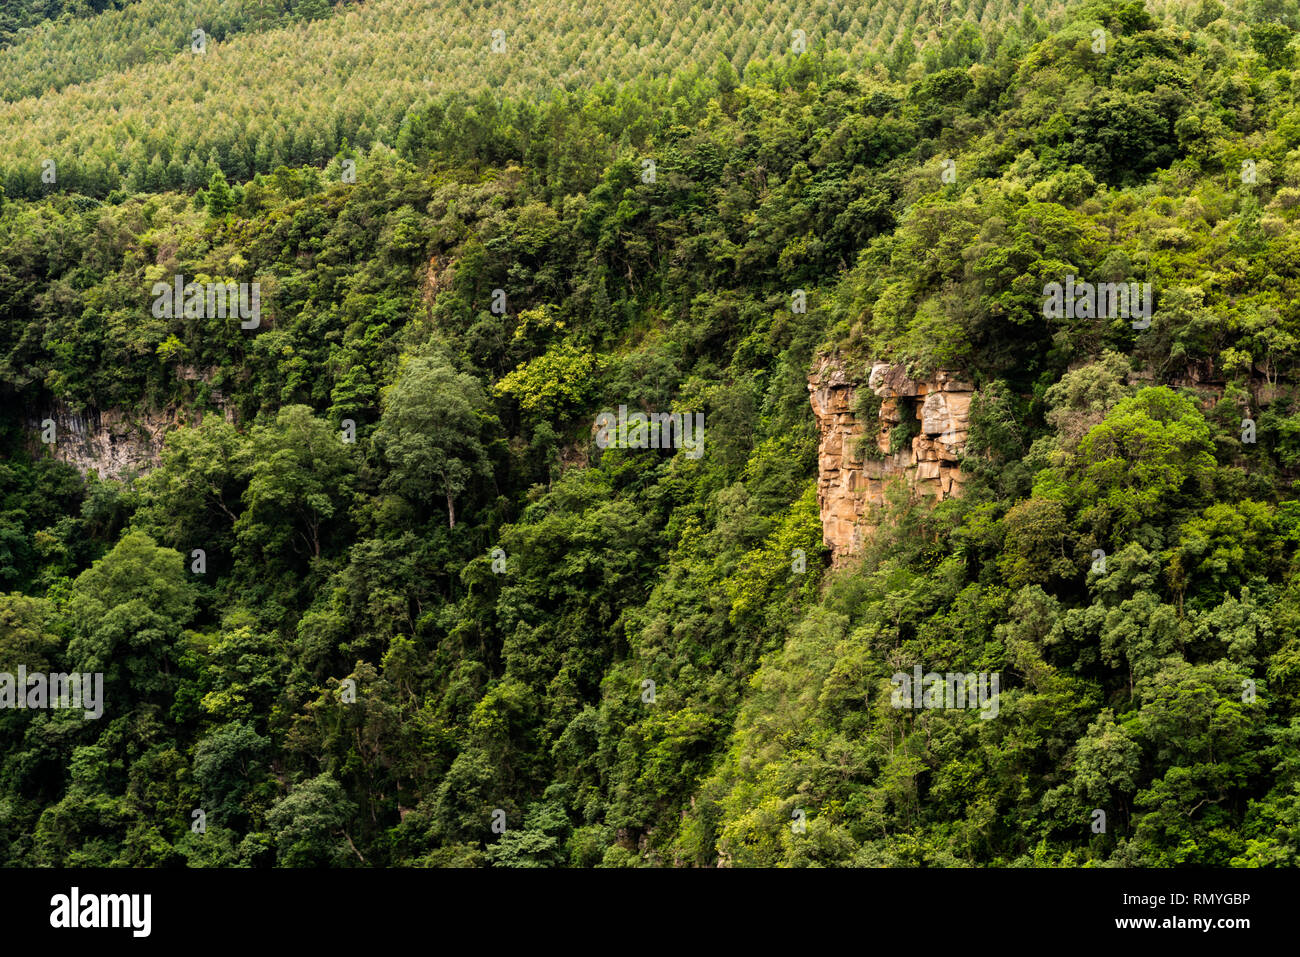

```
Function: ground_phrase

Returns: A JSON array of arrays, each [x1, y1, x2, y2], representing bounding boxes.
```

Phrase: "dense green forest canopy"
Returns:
[[0, 0, 134, 48], [2, 0, 1300, 867], [0, 0, 1163, 195]]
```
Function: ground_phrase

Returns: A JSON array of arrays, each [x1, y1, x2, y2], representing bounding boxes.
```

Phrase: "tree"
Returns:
[[193, 721, 271, 830], [376, 352, 493, 528], [1169, 501, 1278, 609], [65, 530, 198, 705], [1063, 91, 1182, 186], [267, 773, 360, 866], [999, 498, 1076, 587], [0, 593, 58, 672], [1249, 22, 1295, 68], [493, 338, 604, 425], [204, 169, 237, 217], [1043, 351, 1132, 446], [1037, 387, 1216, 540], [135, 415, 247, 561], [1068, 709, 1142, 818], [484, 798, 569, 867], [235, 405, 356, 574]]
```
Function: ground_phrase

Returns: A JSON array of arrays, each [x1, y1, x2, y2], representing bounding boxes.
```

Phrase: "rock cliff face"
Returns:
[[809, 358, 974, 563], [26, 404, 177, 481]]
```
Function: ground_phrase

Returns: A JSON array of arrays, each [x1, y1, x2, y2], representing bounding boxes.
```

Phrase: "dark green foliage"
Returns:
[[2, 0, 1300, 870]]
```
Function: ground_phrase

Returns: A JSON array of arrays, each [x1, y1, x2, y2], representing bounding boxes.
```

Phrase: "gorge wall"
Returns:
[[25, 404, 178, 481], [809, 358, 974, 564]]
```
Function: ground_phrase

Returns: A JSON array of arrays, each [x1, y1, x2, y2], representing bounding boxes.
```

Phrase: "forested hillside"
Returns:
[[1, 0, 1127, 195], [2, 0, 1299, 868]]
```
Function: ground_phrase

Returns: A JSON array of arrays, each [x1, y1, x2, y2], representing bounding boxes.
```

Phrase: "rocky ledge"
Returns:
[[809, 358, 974, 564]]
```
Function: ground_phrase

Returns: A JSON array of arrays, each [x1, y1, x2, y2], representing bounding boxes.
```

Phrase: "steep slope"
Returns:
[[2, 0, 1069, 197], [1, 0, 1299, 871]]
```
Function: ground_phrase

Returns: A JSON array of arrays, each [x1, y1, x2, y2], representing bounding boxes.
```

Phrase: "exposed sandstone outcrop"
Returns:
[[809, 358, 974, 563]]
